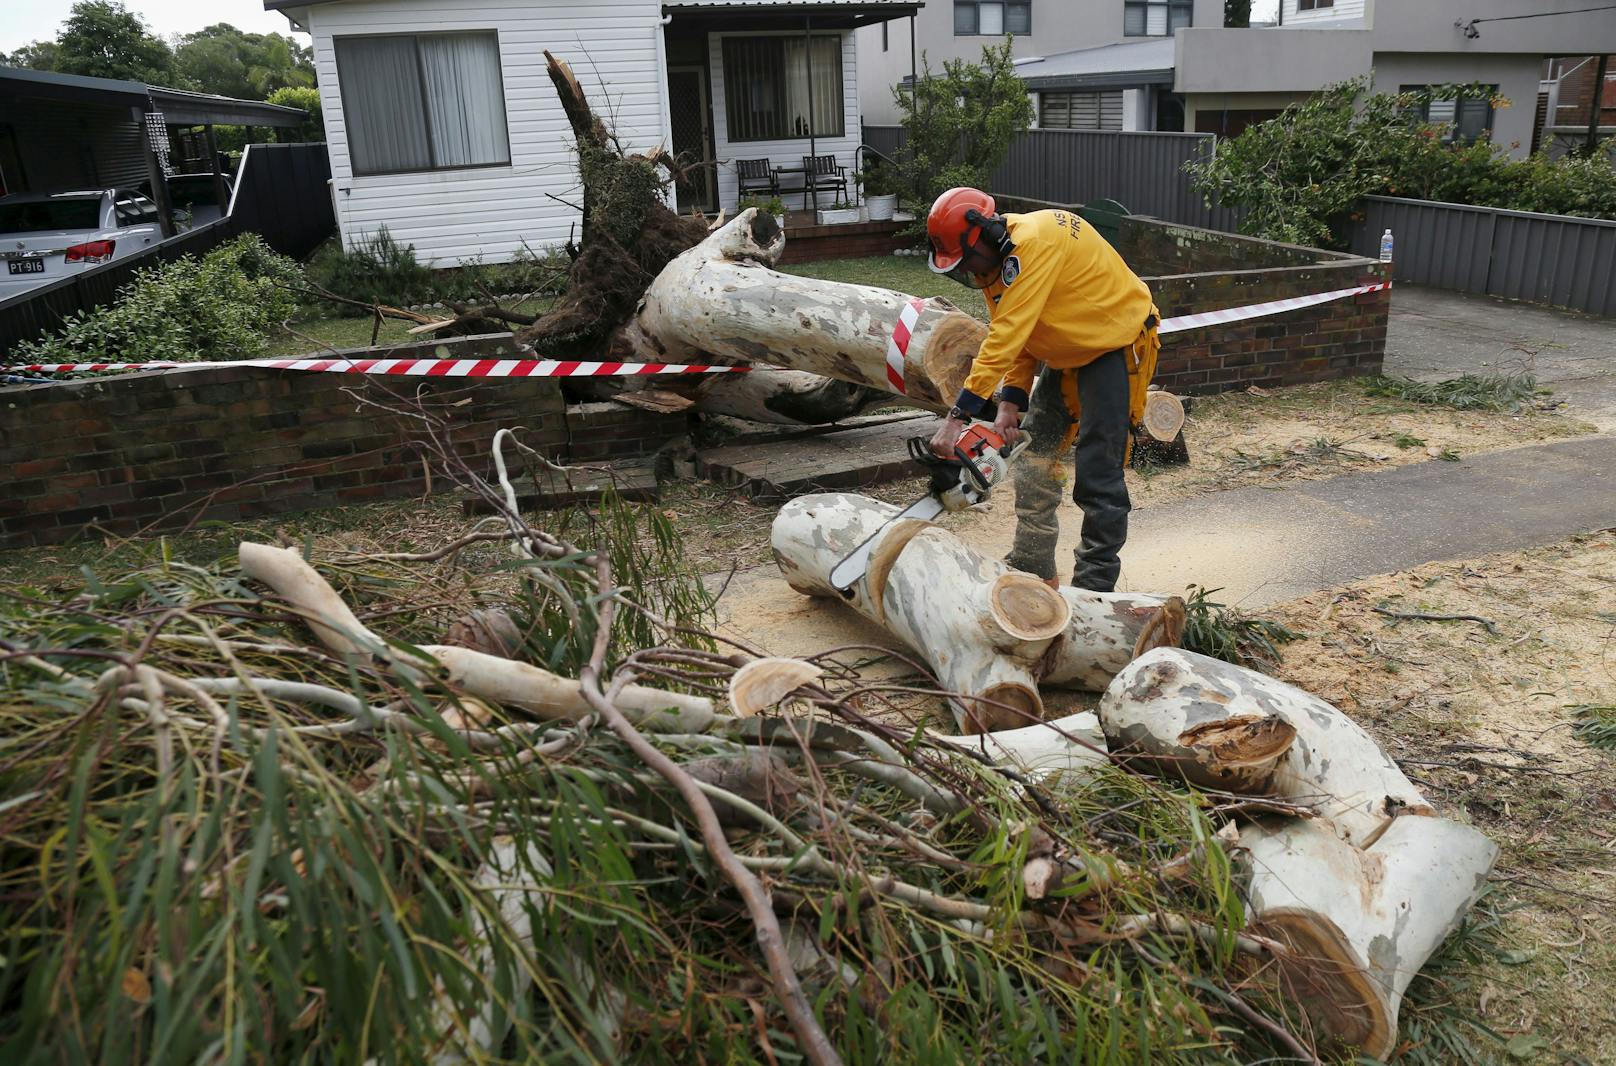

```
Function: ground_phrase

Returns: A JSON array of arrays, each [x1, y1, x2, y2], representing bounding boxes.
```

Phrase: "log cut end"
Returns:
[[989, 574, 1072, 642], [963, 682, 1043, 735], [1175, 715, 1298, 793], [1130, 596, 1187, 660], [919, 312, 988, 404], [1140, 390, 1186, 443], [1250, 907, 1393, 1058]]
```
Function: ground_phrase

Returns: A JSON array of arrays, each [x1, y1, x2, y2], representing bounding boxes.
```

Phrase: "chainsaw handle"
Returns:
[[954, 445, 992, 491]]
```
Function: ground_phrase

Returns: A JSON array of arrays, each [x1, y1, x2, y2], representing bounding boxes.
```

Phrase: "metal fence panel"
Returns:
[[1488, 210, 1616, 316], [1, 142, 334, 355], [863, 125, 1240, 231], [1349, 195, 1616, 317]]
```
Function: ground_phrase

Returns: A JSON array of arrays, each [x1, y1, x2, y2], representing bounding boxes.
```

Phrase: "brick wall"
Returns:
[[0, 335, 687, 549], [777, 219, 910, 264]]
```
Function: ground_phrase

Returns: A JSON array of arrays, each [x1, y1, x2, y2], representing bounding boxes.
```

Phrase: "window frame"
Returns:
[[954, 1, 1032, 36], [333, 29, 512, 178], [720, 33, 847, 143], [112, 190, 160, 227], [1296, 0, 1334, 10], [1400, 83, 1497, 145], [1123, 0, 1193, 37]]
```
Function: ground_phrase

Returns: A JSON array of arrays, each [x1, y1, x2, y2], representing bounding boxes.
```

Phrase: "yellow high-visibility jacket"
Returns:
[[954, 210, 1159, 428]]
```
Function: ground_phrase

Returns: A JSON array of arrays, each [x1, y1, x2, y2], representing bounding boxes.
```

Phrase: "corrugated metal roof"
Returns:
[[1014, 38, 1175, 91]]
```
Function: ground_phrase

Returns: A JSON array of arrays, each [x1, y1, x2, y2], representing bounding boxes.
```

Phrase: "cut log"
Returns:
[[1239, 815, 1498, 1059], [728, 657, 824, 718], [771, 493, 1069, 733], [1043, 590, 1186, 690], [617, 211, 987, 410], [1140, 391, 1186, 443], [927, 711, 1109, 778], [1100, 648, 1432, 845]]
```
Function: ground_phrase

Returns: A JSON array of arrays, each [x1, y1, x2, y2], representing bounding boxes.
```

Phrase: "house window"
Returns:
[[722, 35, 844, 141], [1402, 84, 1496, 144], [1297, 0, 1334, 9], [1040, 91, 1124, 130], [1124, 0, 1192, 36], [334, 31, 511, 176], [882, 22, 888, 51], [955, 2, 1032, 36]]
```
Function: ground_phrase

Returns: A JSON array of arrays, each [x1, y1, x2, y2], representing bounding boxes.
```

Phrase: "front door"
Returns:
[[668, 66, 716, 214]]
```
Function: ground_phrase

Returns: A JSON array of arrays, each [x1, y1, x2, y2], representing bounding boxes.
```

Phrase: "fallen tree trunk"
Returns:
[[772, 493, 1069, 733], [575, 368, 898, 426], [927, 711, 1109, 777], [1239, 815, 1498, 1059], [1099, 648, 1432, 845], [1043, 590, 1186, 690], [614, 212, 988, 410]]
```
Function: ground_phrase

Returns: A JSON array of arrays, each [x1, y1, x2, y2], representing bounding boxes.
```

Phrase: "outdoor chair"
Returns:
[[735, 158, 779, 199], [800, 155, 849, 207]]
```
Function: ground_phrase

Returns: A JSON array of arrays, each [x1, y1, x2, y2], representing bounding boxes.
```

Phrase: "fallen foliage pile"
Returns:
[[0, 433, 1386, 1064]]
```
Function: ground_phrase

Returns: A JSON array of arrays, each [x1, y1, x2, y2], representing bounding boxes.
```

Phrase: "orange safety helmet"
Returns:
[[927, 187, 999, 287]]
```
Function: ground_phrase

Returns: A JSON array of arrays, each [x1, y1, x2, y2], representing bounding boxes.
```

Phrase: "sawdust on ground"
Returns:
[[1125, 378, 1593, 509], [1262, 530, 1616, 1063]]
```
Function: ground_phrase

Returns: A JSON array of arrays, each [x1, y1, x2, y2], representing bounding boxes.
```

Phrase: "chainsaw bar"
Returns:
[[828, 493, 944, 591]]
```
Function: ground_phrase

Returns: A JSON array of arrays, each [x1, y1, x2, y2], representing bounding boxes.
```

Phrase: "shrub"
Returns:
[[304, 226, 437, 311], [1187, 77, 1616, 247], [265, 85, 323, 141], [894, 40, 1033, 217], [15, 234, 301, 363]]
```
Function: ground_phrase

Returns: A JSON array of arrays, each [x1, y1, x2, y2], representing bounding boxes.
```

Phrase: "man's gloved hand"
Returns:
[[993, 401, 1023, 446], [929, 415, 967, 458]]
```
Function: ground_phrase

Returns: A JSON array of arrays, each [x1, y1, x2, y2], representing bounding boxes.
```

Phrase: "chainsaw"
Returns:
[[828, 422, 1028, 590]]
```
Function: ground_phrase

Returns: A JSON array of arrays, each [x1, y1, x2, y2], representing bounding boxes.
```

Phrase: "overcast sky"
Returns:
[[1, 0, 1281, 54], [0, 0, 305, 52]]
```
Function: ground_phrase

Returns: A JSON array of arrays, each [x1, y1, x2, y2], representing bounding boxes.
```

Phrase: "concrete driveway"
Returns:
[[1386, 285, 1616, 430]]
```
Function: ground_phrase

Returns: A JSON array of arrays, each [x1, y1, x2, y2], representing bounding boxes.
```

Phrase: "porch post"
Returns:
[[137, 105, 176, 238], [910, 15, 917, 94], [205, 124, 229, 216], [804, 14, 817, 213]]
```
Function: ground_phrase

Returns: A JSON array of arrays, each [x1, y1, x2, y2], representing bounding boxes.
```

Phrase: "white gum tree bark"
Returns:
[[771, 493, 1069, 733], [1238, 815, 1499, 1059], [617, 211, 988, 411], [239, 542, 714, 731], [1098, 648, 1433, 844]]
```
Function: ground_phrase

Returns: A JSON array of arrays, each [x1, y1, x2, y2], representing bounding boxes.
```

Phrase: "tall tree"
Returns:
[[1224, 0, 1252, 27], [53, 0, 181, 84], [3, 40, 61, 70], [176, 24, 314, 100]]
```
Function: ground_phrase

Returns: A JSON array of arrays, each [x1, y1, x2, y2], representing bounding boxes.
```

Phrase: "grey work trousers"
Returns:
[[1003, 351, 1132, 591]]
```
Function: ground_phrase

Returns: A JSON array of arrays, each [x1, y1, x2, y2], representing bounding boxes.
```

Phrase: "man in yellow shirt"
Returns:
[[926, 187, 1160, 592]]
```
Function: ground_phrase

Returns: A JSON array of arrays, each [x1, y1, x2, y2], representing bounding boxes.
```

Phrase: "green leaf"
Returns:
[[1505, 1033, 1550, 1059]]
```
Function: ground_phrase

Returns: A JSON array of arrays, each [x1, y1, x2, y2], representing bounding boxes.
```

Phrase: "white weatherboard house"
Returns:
[[268, 0, 918, 265]]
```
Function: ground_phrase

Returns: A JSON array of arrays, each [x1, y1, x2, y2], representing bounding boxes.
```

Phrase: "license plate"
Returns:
[[7, 258, 44, 275]]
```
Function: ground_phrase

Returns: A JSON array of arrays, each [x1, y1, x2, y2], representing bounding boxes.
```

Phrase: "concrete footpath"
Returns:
[[1119, 435, 1616, 608], [716, 435, 1616, 650]]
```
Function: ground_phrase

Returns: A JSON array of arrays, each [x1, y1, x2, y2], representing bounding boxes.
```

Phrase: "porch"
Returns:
[[660, 0, 920, 217]]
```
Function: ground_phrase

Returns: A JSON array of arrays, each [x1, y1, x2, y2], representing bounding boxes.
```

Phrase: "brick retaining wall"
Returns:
[[0, 335, 686, 549]]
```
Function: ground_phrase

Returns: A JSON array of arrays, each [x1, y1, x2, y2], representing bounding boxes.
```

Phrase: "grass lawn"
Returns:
[[779, 255, 988, 320], [264, 297, 555, 358]]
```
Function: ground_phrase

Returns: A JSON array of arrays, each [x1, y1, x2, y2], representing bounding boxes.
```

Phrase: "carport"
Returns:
[[0, 66, 305, 237]]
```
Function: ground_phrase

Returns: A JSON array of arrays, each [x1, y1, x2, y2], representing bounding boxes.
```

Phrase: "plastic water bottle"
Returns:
[[1379, 228, 1394, 262]]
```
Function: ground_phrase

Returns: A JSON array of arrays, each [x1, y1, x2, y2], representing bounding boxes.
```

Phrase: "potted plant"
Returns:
[[816, 199, 861, 225], [737, 195, 788, 230], [863, 164, 898, 221]]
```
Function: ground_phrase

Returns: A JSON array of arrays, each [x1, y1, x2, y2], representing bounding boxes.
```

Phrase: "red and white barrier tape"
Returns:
[[1, 356, 752, 378], [1157, 280, 1390, 335], [882, 297, 927, 395], [4, 281, 1389, 383]]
